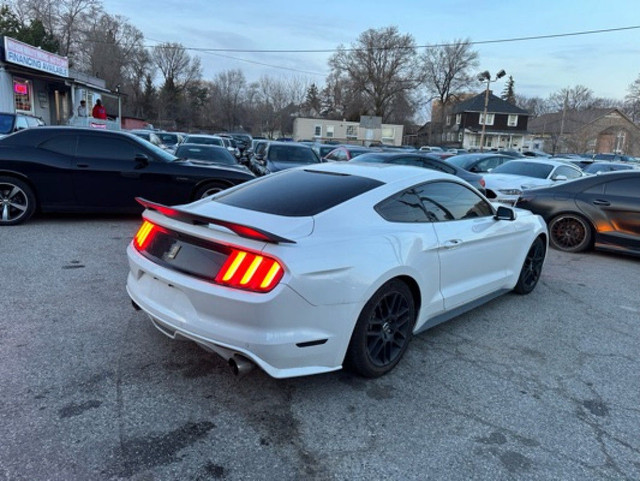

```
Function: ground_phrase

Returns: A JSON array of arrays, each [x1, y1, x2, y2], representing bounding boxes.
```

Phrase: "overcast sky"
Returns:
[[108, 0, 640, 101]]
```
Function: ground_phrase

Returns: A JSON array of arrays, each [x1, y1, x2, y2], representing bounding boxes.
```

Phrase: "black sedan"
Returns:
[[350, 152, 486, 193], [515, 171, 640, 256], [0, 127, 255, 225]]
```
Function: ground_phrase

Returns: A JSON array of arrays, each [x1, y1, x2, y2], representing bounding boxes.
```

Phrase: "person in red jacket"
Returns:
[[92, 99, 107, 119]]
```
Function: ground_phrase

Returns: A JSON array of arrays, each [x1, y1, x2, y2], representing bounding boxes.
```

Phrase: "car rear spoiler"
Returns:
[[135, 197, 296, 244]]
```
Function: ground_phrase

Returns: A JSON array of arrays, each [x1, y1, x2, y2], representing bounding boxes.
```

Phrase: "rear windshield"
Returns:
[[267, 145, 319, 163], [491, 161, 554, 179], [215, 168, 383, 216]]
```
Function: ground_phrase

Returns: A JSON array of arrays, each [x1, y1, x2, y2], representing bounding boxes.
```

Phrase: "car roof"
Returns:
[[503, 158, 579, 168], [303, 159, 460, 185]]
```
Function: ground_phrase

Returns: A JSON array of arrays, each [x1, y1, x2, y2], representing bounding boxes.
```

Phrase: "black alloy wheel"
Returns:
[[549, 214, 592, 253], [0, 176, 36, 226], [514, 236, 546, 294], [346, 279, 416, 378]]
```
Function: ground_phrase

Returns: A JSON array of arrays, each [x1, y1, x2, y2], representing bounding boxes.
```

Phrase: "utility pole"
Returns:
[[477, 69, 506, 152]]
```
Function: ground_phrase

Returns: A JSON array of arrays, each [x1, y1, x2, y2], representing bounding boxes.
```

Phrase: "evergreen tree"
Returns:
[[0, 6, 59, 53], [501, 76, 516, 105], [303, 83, 322, 117]]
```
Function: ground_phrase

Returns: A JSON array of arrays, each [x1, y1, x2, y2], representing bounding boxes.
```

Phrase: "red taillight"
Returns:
[[479, 178, 486, 188], [134, 220, 156, 250], [215, 248, 284, 293]]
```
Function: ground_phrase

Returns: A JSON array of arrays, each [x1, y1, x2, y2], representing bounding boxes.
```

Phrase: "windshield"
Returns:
[[267, 145, 319, 163], [175, 145, 235, 165], [491, 161, 554, 179], [0, 114, 15, 134], [184, 135, 223, 146], [156, 133, 180, 145], [127, 134, 178, 162]]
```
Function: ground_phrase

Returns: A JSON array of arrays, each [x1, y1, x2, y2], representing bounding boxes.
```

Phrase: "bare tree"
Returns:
[[329, 26, 420, 121], [515, 94, 552, 117], [152, 42, 202, 127], [624, 74, 640, 122], [209, 69, 248, 131], [152, 42, 202, 92], [420, 38, 479, 124], [547, 85, 595, 111], [9, 0, 102, 64]]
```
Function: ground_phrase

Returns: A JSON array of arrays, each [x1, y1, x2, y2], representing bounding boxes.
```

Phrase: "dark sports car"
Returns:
[[350, 152, 486, 194], [0, 127, 255, 225], [515, 171, 640, 256]]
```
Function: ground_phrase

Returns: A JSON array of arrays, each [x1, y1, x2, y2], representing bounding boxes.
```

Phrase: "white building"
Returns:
[[0, 36, 120, 129], [293, 117, 404, 146]]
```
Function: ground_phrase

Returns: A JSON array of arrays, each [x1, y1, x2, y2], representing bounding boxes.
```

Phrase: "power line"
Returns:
[[146, 25, 640, 54]]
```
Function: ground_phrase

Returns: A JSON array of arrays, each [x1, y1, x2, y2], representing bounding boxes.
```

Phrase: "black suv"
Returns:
[[0, 112, 45, 139]]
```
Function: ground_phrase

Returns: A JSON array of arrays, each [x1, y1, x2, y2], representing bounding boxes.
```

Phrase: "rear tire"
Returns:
[[549, 214, 592, 253], [513, 237, 546, 295], [345, 279, 416, 378], [0, 176, 36, 226], [194, 182, 227, 200]]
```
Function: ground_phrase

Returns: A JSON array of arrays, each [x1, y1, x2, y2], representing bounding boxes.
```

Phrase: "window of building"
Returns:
[[455, 114, 461, 125], [326, 125, 334, 138], [485, 137, 493, 148], [346, 125, 358, 139], [507, 115, 518, 127], [13, 78, 33, 113], [446, 115, 451, 125], [314, 125, 322, 137], [381, 127, 395, 142], [479, 113, 494, 126]]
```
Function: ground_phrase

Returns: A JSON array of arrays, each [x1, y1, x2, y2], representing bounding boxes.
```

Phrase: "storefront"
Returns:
[[0, 36, 120, 129]]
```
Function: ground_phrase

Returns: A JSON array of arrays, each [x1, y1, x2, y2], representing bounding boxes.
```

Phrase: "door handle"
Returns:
[[592, 199, 610, 206], [443, 239, 463, 249], [76, 163, 89, 168]]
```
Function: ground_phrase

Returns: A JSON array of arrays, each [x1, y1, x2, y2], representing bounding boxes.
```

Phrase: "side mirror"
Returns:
[[254, 153, 264, 161], [494, 205, 516, 221], [134, 153, 149, 166]]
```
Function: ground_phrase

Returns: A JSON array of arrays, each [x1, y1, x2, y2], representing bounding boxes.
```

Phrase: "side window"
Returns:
[[77, 135, 143, 161], [421, 159, 455, 174], [335, 149, 348, 161], [375, 189, 430, 222], [15, 116, 29, 130], [415, 181, 494, 221], [38, 135, 78, 156], [604, 178, 639, 197], [554, 166, 582, 179]]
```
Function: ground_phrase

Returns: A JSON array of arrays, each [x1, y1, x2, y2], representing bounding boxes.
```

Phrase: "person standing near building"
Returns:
[[77, 100, 88, 117], [92, 99, 107, 119]]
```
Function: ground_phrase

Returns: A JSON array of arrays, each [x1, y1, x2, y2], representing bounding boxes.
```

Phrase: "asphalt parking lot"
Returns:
[[1, 214, 639, 481]]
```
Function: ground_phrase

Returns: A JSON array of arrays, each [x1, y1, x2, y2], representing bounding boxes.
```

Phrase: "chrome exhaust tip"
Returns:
[[228, 355, 255, 377]]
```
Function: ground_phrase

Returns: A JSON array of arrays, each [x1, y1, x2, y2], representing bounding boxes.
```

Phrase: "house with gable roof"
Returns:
[[441, 91, 530, 151], [526, 108, 640, 156]]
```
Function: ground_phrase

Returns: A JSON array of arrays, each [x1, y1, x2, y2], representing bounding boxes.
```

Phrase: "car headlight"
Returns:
[[497, 189, 523, 196]]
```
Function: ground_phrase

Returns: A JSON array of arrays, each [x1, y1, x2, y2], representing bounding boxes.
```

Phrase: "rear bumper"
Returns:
[[126, 244, 359, 378]]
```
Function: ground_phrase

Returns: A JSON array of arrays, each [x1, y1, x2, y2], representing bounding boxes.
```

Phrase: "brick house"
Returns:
[[527, 108, 640, 156]]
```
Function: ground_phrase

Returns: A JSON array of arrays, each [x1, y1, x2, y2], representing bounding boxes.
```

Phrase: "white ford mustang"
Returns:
[[126, 163, 548, 378]]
